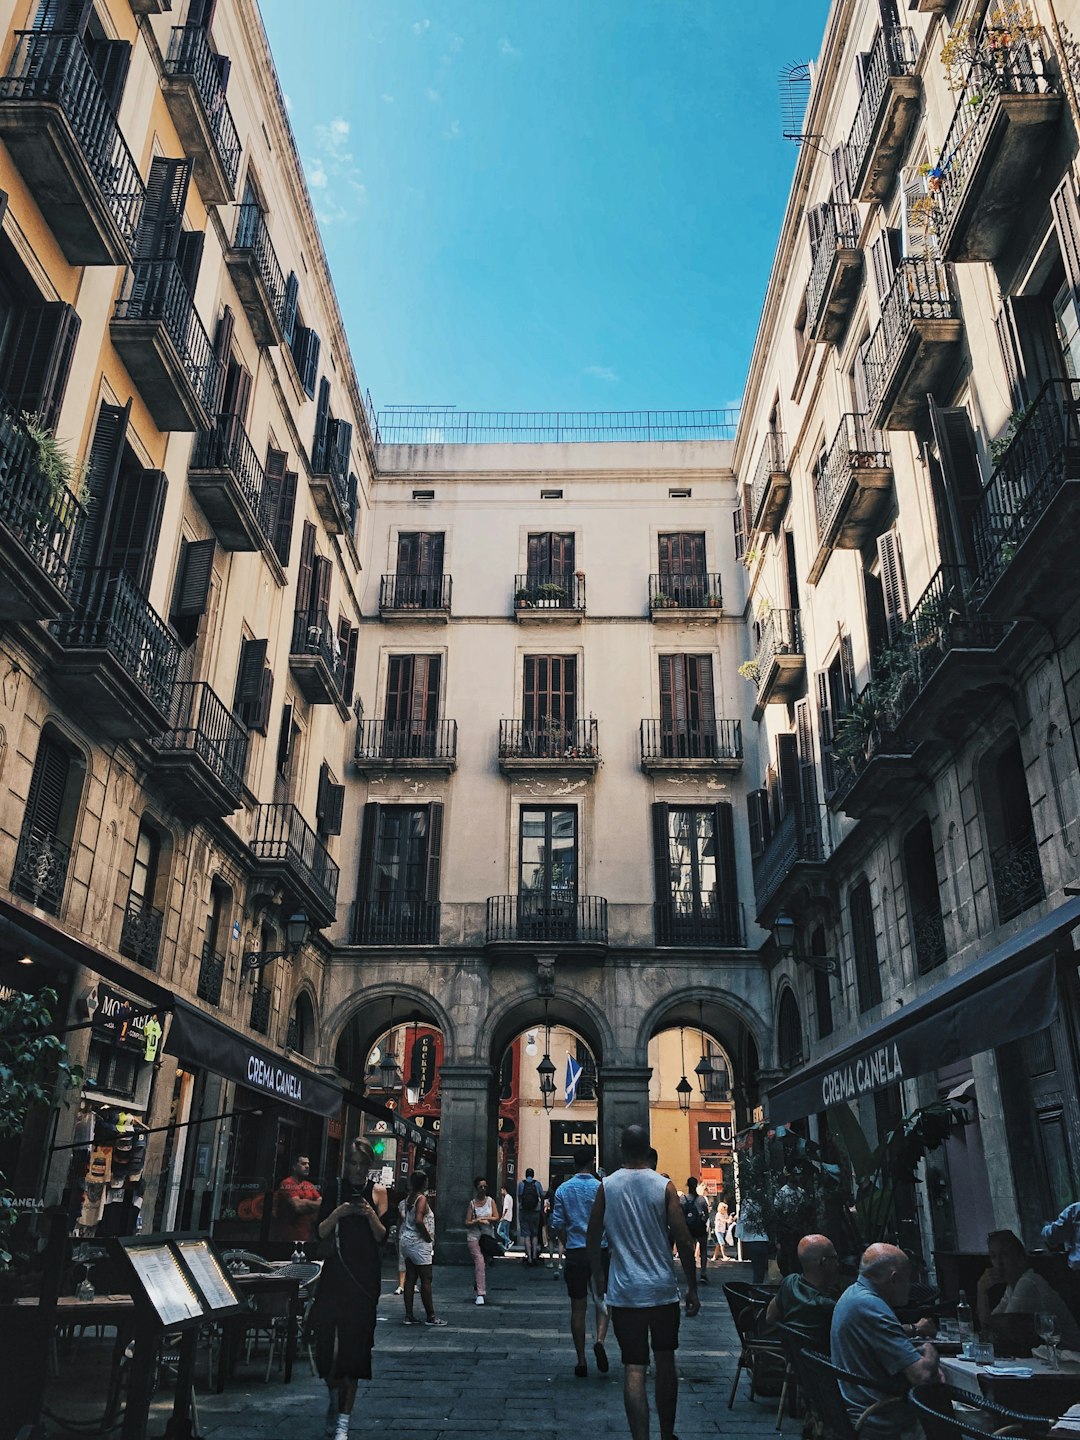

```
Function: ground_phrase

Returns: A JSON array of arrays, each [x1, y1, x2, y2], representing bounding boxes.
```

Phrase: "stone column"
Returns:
[[435, 1062, 495, 1263], [597, 1064, 653, 1173]]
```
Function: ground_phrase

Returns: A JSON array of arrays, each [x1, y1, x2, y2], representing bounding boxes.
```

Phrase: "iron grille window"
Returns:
[[85, 1038, 138, 1101], [850, 879, 883, 1012]]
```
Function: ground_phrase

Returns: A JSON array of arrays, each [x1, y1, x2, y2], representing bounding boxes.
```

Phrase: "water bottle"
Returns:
[[956, 1291, 973, 1341], [76, 1276, 95, 1303], [291, 1243, 304, 1264]]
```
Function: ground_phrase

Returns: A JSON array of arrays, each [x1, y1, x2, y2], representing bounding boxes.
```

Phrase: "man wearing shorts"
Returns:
[[550, 1144, 610, 1378], [588, 1125, 699, 1440], [517, 1167, 545, 1266]]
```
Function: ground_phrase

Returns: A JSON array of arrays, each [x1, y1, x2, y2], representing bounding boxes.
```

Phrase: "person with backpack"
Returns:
[[517, 1167, 546, 1267], [681, 1176, 711, 1284]]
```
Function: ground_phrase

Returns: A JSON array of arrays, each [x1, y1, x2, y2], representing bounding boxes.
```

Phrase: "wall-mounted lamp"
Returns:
[[771, 912, 839, 976], [241, 909, 309, 976]]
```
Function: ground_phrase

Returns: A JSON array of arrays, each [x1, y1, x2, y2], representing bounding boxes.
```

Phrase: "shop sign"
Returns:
[[246, 1053, 307, 1103], [697, 1121, 733, 1147], [94, 986, 163, 1055], [408, 1032, 439, 1099], [551, 1120, 596, 1152]]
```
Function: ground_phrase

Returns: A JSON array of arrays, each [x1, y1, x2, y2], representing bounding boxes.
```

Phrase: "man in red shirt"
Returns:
[[273, 1154, 322, 1244]]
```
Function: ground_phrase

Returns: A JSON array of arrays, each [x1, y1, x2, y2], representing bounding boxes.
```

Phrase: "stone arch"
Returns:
[[322, 981, 457, 1072], [286, 981, 320, 1059], [478, 984, 614, 1072], [634, 984, 771, 1073]]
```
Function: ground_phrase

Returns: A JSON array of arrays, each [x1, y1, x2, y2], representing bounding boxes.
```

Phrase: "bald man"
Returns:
[[764, 1234, 841, 1353], [830, 1244, 941, 1440]]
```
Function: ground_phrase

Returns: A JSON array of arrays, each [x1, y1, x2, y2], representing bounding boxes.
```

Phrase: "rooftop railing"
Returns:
[[114, 260, 221, 418], [375, 407, 740, 444], [164, 25, 241, 191]]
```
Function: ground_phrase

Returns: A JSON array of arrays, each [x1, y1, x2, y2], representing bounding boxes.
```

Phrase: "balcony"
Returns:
[[11, 826, 70, 916], [808, 414, 893, 583], [805, 204, 863, 344], [250, 803, 339, 930], [353, 719, 458, 773], [379, 572, 452, 622], [865, 259, 962, 432], [749, 608, 805, 717], [498, 718, 600, 775], [129, 0, 172, 12], [310, 437, 352, 535], [747, 432, 789, 537], [225, 203, 287, 347], [655, 899, 745, 949], [639, 718, 743, 773], [149, 681, 249, 817], [162, 25, 241, 204], [289, 608, 349, 715], [249, 984, 271, 1036], [991, 831, 1045, 925], [972, 379, 1080, 624], [846, 26, 920, 202], [827, 707, 922, 821], [486, 894, 608, 951], [0, 406, 85, 621], [52, 568, 180, 739], [111, 261, 221, 432], [196, 942, 226, 1006], [911, 906, 947, 977], [931, 35, 1060, 264], [189, 416, 275, 552], [647, 572, 723, 620], [0, 30, 144, 265], [752, 804, 827, 926], [513, 572, 585, 621], [351, 900, 441, 946], [120, 901, 164, 970]]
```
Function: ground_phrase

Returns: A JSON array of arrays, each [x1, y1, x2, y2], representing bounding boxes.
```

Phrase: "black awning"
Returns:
[[339, 1085, 437, 1151], [166, 1000, 342, 1118], [768, 896, 1080, 1122]]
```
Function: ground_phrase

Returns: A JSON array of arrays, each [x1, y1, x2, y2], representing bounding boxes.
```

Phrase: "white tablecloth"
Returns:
[[941, 1354, 1080, 1397]]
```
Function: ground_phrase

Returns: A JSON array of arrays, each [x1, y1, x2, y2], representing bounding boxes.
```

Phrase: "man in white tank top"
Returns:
[[587, 1125, 700, 1440]]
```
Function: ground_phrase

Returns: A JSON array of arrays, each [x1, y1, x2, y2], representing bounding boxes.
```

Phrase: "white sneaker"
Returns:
[[474, 1295, 485, 1306], [333, 1417, 350, 1440]]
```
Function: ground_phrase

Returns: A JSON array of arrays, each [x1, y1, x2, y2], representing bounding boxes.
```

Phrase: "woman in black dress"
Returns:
[[313, 1138, 388, 1439]]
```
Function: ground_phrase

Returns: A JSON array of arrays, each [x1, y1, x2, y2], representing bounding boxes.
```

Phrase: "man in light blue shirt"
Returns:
[[550, 1144, 610, 1378]]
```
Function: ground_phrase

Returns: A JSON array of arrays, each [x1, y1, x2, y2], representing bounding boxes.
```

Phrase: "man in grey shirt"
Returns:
[[830, 1244, 941, 1440], [587, 1125, 699, 1440]]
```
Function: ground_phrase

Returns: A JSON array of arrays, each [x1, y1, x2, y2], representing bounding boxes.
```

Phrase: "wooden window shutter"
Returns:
[[688, 654, 715, 725], [830, 143, 851, 207], [424, 802, 443, 905], [851, 880, 883, 1011], [235, 637, 268, 710], [733, 503, 745, 561], [295, 520, 316, 616], [869, 228, 899, 306], [347, 472, 359, 534], [79, 400, 131, 570], [929, 400, 983, 505], [840, 634, 856, 709], [207, 305, 234, 418], [37, 0, 95, 32], [317, 762, 344, 837], [339, 619, 358, 706], [995, 304, 1024, 408], [876, 530, 909, 641], [311, 554, 332, 620], [281, 271, 299, 347], [313, 377, 331, 471], [795, 697, 821, 813], [252, 665, 273, 734], [746, 790, 768, 861], [170, 537, 215, 618], [356, 803, 379, 905], [262, 444, 286, 554], [275, 703, 295, 778], [651, 802, 672, 903], [136, 157, 192, 261], [104, 467, 168, 593], [175, 229, 204, 300], [186, 0, 217, 28], [807, 202, 828, 251], [776, 732, 801, 813], [298, 328, 320, 398], [23, 731, 71, 841], [816, 669, 835, 794], [1052, 177, 1080, 298], [86, 37, 131, 114], [713, 802, 737, 904], [0, 302, 81, 433], [273, 470, 298, 566], [330, 417, 353, 477]]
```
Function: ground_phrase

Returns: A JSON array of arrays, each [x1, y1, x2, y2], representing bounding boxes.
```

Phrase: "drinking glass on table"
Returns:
[[1036, 1311, 1061, 1367]]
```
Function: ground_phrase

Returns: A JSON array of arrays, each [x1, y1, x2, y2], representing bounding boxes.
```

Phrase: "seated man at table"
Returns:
[[831, 1244, 941, 1440], [976, 1229, 1080, 1350], [764, 1233, 841, 1353], [273, 1153, 322, 1245]]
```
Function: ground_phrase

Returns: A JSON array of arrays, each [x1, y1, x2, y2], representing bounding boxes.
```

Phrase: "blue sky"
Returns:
[[257, 2, 831, 416]]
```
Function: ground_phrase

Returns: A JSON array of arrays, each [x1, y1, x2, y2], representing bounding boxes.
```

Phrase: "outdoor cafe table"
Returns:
[[217, 1261, 319, 1389], [940, 1353, 1080, 1414]]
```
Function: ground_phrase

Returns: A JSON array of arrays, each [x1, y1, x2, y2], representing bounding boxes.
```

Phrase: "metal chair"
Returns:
[[910, 1383, 1051, 1439], [723, 1287, 786, 1411], [799, 1349, 908, 1440]]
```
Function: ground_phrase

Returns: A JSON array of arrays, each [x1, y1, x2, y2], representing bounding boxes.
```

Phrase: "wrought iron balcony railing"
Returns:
[[197, 941, 226, 1006], [751, 608, 803, 692], [0, 403, 85, 594], [752, 804, 825, 917], [991, 831, 1045, 925], [114, 260, 221, 419], [499, 718, 599, 762], [164, 24, 241, 191], [120, 901, 164, 969], [648, 572, 723, 611], [486, 893, 608, 946], [232, 202, 287, 328], [911, 905, 947, 976], [192, 414, 276, 542], [290, 606, 348, 696], [514, 571, 585, 611], [654, 899, 745, 948], [153, 680, 249, 797], [352, 899, 441, 946], [379, 573, 452, 611], [972, 379, 1080, 591], [0, 30, 145, 252], [249, 984, 271, 1035], [814, 413, 891, 544], [806, 203, 861, 336], [53, 567, 180, 718], [749, 432, 787, 528], [864, 258, 958, 417], [640, 718, 742, 763], [250, 802, 340, 923], [354, 718, 458, 765], [11, 825, 71, 915], [846, 25, 918, 187]]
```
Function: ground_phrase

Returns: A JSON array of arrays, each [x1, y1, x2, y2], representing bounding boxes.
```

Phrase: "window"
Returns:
[[12, 726, 82, 915], [85, 1038, 139, 1101], [527, 532, 574, 582], [384, 655, 440, 754], [198, 878, 230, 1005], [287, 297, 320, 399], [810, 926, 833, 1040], [355, 803, 442, 944], [519, 806, 577, 905], [312, 376, 352, 486], [234, 637, 272, 732], [169, 537, 215, 647], [777, 989, 804, 1071], [850, 879, 883, 1012], [287, 993, 315, 1057], [393, 532, 444, 606], [980, 732, 1045, 924], [275, 701, 299, 783], [659, 654, 716, 756], [121, 822, 164, 969], [316, 761, 344, 837], [652, 803, 739, 945], [903, 817, 946, 976], [815, 639, 854, 796], [523, 655, 576, 752], [0, 247, 80, 433], [80, 401, 167, 596], [263, 446, 298, 567]]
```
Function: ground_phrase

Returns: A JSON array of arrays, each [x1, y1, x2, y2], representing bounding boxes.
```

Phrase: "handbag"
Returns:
[[478, 1232, 503, 1260]]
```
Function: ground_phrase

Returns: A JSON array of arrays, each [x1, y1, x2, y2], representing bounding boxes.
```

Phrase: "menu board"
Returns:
[[126, 1244, 203, 1327], [177, 1241, 240, 1313]]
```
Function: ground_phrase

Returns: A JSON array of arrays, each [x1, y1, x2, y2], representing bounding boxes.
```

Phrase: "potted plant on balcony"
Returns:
[[514, 586, 533, 608], [536, 581, 568, 607], [650, 591, 678, 609], [22, 412, 88, 519]]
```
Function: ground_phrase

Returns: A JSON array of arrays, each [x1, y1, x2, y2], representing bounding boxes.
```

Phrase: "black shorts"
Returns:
[[313, 1303, 377, 1382], [611, 1303, 681, 1366], [564, 1247, 609, 1300]]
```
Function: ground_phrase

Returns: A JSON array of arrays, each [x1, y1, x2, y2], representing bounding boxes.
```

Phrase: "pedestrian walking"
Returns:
[[465, 1174, 498, 1305], [498, 1184, 514, 1250], [393, 1192, 406, 1294], [735, 1194, 770, 1285], [518, 1167, 546, 1266], [399, 1171, 447, 1327], [587, 1124, 700, 1440], [680, 1177, 711, 1284], [710, 1199, 731, 1263], [550, 1144, 610, 1378], [311, 1139, 388, 1440]]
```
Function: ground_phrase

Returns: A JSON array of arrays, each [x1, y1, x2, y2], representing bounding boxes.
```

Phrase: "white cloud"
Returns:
[[381, 93, 395, 104], [283, 93, 293, 113], [443, 119, 462, 141], [307, 115, 366, 226], [308, 159, 328, 190], [412, 18, 430, 34], [584, 365, 619, 383], [424, 87, 440, 102], [498, 37, 520, 59]]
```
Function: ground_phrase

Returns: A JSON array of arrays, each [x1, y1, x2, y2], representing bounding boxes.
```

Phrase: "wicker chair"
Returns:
[[799, 1349, 909, 1440], [911, 1383, 1051, 1439], [723, 1285, 786, 1410]]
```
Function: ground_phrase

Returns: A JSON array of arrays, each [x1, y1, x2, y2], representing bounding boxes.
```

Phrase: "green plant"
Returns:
[[514, 587, 532, 605], [743, 546, 763, 568], [22, 413, 88, 507], [537, 581, 568, 600], [650, 592, 677, 608], [989, 405, 1033, 465]]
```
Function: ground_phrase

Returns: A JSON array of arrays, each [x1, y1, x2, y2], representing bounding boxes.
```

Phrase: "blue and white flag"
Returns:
[[565, 1053, 583, 1106]]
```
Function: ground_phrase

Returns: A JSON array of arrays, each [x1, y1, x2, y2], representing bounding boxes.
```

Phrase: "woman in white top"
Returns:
[[711, 1201, 731, 1262], [464, 1175, 497, 1305], [399, 1171, 446, 1326]]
